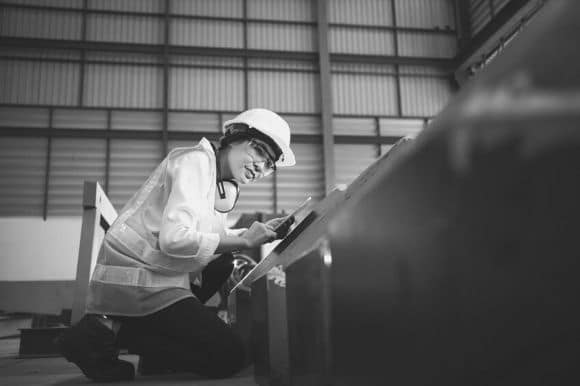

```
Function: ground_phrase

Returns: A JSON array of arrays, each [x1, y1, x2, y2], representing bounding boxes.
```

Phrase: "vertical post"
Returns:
[[273, 172, 278, 214], [78, 0, 88, 107], [316, 0, 335, 195], [42, 108, 53, 221], [390, 0, 403, 117], [374, 116, 382, 157], [104, 110, 111, 194], [243, 0, 249, 110], [161, 0, 170, 156], [71, 182, 118, 324]]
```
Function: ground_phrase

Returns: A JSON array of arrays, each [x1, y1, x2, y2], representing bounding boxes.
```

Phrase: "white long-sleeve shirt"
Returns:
[[86, 138, 243, 316]]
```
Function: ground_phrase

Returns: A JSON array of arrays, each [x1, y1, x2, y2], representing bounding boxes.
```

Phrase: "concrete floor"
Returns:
[[0, 338, 257, 386]]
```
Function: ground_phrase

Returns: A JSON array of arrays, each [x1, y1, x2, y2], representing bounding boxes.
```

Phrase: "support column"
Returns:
[[316, 0, 335, 195], [161, 0, 170, 156], [390, 0, 403, 117]]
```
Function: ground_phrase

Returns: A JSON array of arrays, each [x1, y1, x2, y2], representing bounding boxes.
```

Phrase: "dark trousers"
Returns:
[[116, 253, 245, 378]]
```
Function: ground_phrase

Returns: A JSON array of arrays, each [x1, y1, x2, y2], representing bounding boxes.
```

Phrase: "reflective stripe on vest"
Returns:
[[91, 263, 190, 289], [108, 224, 208, 273]]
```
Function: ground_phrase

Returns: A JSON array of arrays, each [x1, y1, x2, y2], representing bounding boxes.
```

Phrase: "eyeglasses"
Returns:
[[248, 139, 277, 172]]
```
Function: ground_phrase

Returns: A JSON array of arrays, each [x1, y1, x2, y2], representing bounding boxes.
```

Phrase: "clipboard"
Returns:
[[273, 196, 312, 237], [230, 196, 314, 293]]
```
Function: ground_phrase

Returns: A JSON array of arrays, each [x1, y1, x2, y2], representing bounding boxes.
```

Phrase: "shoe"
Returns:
[[55, 315, 135, 382]]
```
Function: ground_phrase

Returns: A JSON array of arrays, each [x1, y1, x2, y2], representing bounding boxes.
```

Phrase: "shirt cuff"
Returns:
[[225, 227, 247, 237], [195, 232, 220, 259]]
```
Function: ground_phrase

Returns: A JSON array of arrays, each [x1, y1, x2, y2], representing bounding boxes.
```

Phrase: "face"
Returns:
[[223, 139, 277, 184]]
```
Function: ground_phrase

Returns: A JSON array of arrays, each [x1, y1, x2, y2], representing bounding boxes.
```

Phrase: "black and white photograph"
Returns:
[[0, 0, 578, 385]]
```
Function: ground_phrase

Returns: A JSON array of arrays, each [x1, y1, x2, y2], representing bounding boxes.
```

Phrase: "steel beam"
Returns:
[[391, 0, 403, 117], [0, 103, 435, 121], [0, 126, 404, 146], [0, 3, 457, 35], [0, 37, 455, 70], [161, 0, 170, 156], [316, 0, 336, 195]]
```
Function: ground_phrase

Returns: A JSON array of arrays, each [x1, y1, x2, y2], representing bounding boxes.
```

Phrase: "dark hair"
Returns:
[[219, 123, 282, 160]]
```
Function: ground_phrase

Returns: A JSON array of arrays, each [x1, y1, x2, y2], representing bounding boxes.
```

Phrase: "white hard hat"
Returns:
[[223, 108, 296, 167]]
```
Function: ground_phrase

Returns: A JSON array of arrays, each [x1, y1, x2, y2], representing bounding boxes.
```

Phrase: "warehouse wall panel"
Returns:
[[400, 76, 452, 116], [0, 7, 81, 40], [328, 0, 393, 25], [469, 0, 492, 36], [398, 32, 456, 58], [168, 112, 222, 133], [247, 0, 314, 21], [396, 0, 456, 29], [88, 0, 163, 13], [332, 73, 398, 115], [171, 0, 243, 18], [1, 0, 81, 8], [53, 109, 108, 130], [334, 144, 377, 187], [284, 116, 321, 135], [170, 68, 244, 111], [84, 64, 162, 108], [0, 60, 79, 105], [0, 137, 47, 216], [110, 111, 162, 131], [171, 19, 243, 48], [0, 107, 50, 128], [108, 139, 163, 210], [248, 23, 316, 52], [333, 117, 376, 136], [379, 118, 424, 137], [248, 71, 319, 113], [87, 14, 163, 45], [329, 28, 394, 55], [276, 143, 325, 213], [47, 138, 107, 216]]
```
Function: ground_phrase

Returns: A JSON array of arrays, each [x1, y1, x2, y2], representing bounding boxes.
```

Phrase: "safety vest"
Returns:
[[86, 138, 228, 316]]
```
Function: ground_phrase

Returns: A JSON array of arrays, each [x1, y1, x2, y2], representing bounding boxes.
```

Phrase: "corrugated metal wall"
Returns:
[[334, 144, 377, 187], [469, 0, 514, 36], [48, 139, 107, 216], [469, 0, 519, 36], [0, 7, 81, 40], [395, 0, 455, 28], [0, 60, 80, 105], [108, 139, 163, 210], [0, 137, 47, 216], [0, 0, 456, 216], [276, 143, 325, 213]]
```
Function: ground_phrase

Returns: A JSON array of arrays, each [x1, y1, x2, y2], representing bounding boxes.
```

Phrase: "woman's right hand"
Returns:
[[242, 221, 278, 248]]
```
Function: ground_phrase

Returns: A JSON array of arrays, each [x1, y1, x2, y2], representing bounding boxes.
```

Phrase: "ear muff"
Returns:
[[215, 180, 240, 213], [211, 142, 240, 213]]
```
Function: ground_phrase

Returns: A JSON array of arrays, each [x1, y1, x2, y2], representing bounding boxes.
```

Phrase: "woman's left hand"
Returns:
[[265, 216, 295, 239], [265, 217, 287, 230]]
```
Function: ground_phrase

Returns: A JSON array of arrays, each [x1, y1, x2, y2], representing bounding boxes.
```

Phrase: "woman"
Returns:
[[57, 108, 296, 381]]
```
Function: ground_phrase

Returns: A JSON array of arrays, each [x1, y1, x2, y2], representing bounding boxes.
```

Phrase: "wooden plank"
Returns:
[[71, 181, 117, 324]]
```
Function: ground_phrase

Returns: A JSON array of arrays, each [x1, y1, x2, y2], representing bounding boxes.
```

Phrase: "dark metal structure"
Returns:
[[231, 1, 580, 384]]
